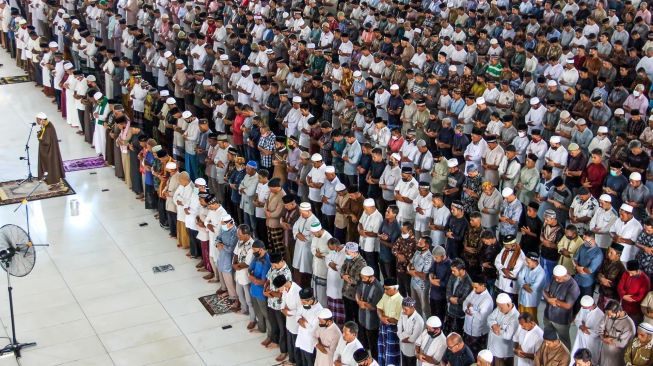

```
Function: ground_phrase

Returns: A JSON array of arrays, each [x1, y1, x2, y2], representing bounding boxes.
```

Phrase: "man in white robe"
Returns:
[[513, 312, 544, 366], [487, 293, 520, 365], [570, 295, 604, 366]]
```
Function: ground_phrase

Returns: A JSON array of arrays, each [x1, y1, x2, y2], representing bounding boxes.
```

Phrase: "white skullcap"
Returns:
[[310, 223, 323, 232], [496, 293, 512, 304], [175, 59, 184, 65], [490, 38, 498, 44], [391, 153, 401, 161], [553, 265, 568, 277], [86, 75, 96, 82], [478, 350, 493, 363], [560, 110, 570, 119], [426, 316, 442, 328], [501, 187, 514, 198], [325, 166, 336, 173], [353, 70, 362, 77], [194, 178, 207, 186], [363, 198, 376, 207], [311, 153, 323, 162], [202, 79, 211, 86], [621, 204, 634, 213], [219, 55, 229, 61], [550, 136, 561, 144], [639, 322, 653, 334], [335, 183, 346, 191], [547, 80, 558, 87], [299, 202, 312, 210], [282, 11, 289, 17], [447, 158, 459, 168], [165, 162, 177, 170], [166, 97, 176, 104], [292, 96, 302, 103], [566, 58, 575, 64], [580, 295, 594, 307], [449, 65, 458, 71], [307, 43, 315, 49], [414, 28, 422, 33], [630, 172, 642, 181], [93, 91, 103, 100], [71, 19, 80, 24], [241, 65, 250, 71], [182, 111, 193, 119], [318, 308, 333, 319], [530, 97, 540, 105], [64, 63, 73, 70], [361, 266, 375, 276], [476, 97, 486, 104], [390, 84, 400, 90], [599, 194, 612, 202], [48, 41, 58, 48], [163, 51, 172, 58], [598, 126, 609, 133], [36, 112, 47, 119], [615, 108, 625, 115]]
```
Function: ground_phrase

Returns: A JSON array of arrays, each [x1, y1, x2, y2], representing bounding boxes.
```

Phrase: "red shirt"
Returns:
[[582, 163, 608, 198], [617, 271, 650, 318], [233, 114, 245, 145]]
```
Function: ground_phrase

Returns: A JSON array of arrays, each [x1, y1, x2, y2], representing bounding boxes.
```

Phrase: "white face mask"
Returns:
[[401, 233, 410, 239], [518, 131, 526, 138]]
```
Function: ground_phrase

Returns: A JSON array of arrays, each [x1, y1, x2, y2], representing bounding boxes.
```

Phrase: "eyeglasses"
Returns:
[[447, 341, 462, 350]]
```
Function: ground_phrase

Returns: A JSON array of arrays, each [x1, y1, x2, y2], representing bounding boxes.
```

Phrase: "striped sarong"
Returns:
[[378, 323, 400, 366], [327, 296, 345, 327]]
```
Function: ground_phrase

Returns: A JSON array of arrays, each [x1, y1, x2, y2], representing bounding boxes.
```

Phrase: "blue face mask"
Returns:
[[345, 255, 353, 260], [221, 224, 229, 231]]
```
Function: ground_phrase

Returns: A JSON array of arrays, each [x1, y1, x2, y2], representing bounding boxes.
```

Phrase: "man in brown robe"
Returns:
[[36, 113, 66, 187], [534, 326, 571, 366], [265, 178, 286, 255]]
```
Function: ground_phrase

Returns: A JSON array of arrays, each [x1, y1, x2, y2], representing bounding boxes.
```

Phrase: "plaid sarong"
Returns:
[[378, 323, 400, 366], [267, 227, 285, 255], [327, 297, 345, 327]]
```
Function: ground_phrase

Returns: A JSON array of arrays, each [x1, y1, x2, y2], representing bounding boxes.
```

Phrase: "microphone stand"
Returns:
[[17, 123, 36, 187], [0, 179, 50, 358]]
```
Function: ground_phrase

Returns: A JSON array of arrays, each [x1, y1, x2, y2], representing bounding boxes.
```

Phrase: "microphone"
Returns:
[[26, 122, 37, 126]]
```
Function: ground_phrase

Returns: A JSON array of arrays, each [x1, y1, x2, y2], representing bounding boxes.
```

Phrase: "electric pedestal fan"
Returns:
[[0, 224, 37, 357]]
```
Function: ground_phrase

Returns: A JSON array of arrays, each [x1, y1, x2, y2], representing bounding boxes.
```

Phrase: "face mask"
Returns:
[[303, 304, 312, 310], [221, 224, 229, 231], [319, 323, 328, 328], [346, 255, 353, 260], [193, 187, 200, 194], [518, 131, 526, 138], [610, 169, 618, 176], [391, 136, 398, 140], [401, 233, 410, 239], [455, 132, 463, 136], [583, 241, 592, 247]]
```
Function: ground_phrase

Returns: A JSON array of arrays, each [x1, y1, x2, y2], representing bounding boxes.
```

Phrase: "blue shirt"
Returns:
[[410, 250, 430, 290], [216, 227, 238, 273], [573, 244, 604, 287], [516, 265, 546, 307], [249, 253, 271, 300], [429, 258, 451, 300], [320, 177, 340, 216]]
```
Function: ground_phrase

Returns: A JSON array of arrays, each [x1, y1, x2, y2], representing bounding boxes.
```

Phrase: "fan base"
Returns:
[[0, 341, 36, 358]]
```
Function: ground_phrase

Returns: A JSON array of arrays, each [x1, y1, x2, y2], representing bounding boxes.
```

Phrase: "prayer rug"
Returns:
[[0, 179, 75, 206], [0, 75, 30, 85], [198, 294, 234, 316], [63, 157, 108, 172]]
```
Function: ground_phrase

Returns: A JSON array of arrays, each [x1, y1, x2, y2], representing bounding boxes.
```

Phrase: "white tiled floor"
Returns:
[[0, 50, 278, 365]]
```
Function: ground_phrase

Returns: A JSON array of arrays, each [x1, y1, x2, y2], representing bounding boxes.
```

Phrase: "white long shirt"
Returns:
[[494, 248, 525, 294], [513, 325, 544, 366], [397, 311, 424, 357], [487, 306, 520, 358], [570, 307, 604, 366], [462, 290, 494, 337], [415, 331, 446, 366], [295, 303, 324, 352]]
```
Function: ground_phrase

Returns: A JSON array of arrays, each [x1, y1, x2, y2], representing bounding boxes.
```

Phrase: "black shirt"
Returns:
[[367, 161, 386, 197], [442, 345, 475, 366], [519, 214, 543, 254]]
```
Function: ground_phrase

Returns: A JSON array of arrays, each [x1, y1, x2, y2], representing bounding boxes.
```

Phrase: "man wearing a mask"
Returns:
[[415, 315, 446, 366]]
